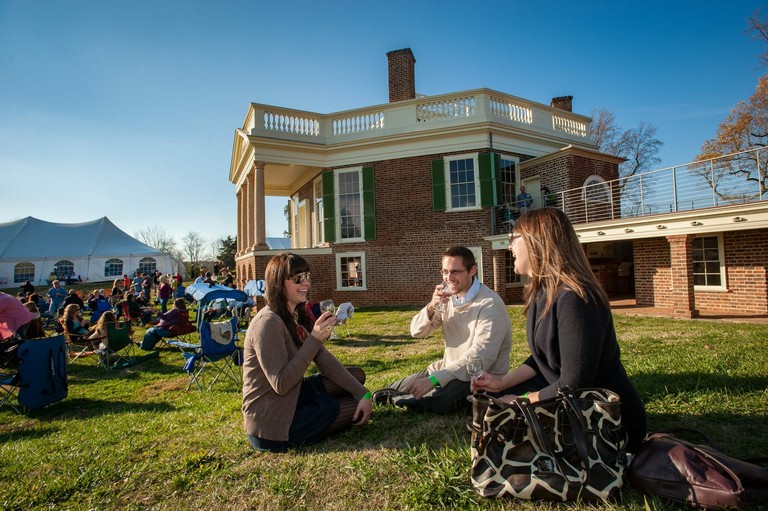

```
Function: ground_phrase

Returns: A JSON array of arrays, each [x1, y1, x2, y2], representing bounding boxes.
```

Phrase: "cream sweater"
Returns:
[[410, 284, 512, 386]]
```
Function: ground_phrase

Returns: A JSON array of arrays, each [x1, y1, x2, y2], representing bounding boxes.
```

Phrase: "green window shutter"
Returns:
[[322, 171, 336, 243], [494, 153, 504, 205], [431, 159, 446, 211], [362, 166, 376, 241], [478, 152, 500, 207]]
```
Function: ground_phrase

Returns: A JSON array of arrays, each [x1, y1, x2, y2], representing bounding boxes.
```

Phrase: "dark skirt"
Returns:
[[249, 374, 340, 453]]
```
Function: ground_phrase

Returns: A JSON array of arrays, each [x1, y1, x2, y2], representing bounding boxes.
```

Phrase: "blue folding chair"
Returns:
[[168, 316, 240, 391], [1, 336, 68, 413]]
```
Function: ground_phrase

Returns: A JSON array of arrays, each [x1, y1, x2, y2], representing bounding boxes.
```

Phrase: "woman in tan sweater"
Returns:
[[242, 253, 372, 452]]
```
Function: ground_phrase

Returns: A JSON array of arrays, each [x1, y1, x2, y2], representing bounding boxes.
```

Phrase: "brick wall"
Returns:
[[694, 229, 768, 315], [634, 237, 672, 308], [633, 230, 768, 315]]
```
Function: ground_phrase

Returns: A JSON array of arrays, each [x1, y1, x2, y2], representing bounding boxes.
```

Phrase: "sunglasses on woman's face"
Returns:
[[289, 272, 311, 284]]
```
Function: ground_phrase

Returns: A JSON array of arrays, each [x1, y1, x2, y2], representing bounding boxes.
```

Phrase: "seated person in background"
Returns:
[[61, 304, 90, 340], [140, 298, 193, 350], [0, 291, 39, 341], [116, 293, 153, 326], [135, 291, 150, 307], [174, 284, 186, 299], [87, 311, 117, 350], [63, 289, 84, 310], [110, 279, 124, 307], [21, 301, 45, 339], [20, 280, 35, 295]]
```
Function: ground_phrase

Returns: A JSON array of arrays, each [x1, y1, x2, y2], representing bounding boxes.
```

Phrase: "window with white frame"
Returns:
[[14, 262, 35, 283], [693, 235, 725, 289], [336, 168, 363, 241], [504, 251, 525, 285], [139, 257, 156, 275], [582, 175, 611, 204], [105, 258, 123, 278], [313, 177, 324, 245], [500, 156, 519, 205], [53, 259, 74, 278], [446, 154, 480, 210], [336, 252, 366, 290]]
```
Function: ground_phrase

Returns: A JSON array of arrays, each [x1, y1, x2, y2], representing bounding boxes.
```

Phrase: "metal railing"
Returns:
[[493, 146, 767, 233]]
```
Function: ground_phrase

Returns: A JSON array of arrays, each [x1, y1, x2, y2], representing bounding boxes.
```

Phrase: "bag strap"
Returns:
[[687, 442, 746, 496], [558, 389, 591, 471]]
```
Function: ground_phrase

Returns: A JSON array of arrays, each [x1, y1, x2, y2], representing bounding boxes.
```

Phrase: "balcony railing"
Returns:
[[246, 89, 592, 145], [493, 146, 768, 234]]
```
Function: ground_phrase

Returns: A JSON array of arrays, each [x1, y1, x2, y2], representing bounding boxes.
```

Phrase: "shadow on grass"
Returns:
[[330, 335, 417, 348], [632, 371, 768, 398]]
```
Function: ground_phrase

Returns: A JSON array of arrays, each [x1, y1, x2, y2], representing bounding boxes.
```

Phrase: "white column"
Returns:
[[253, 161, 268, 249], [245, 171, 254, 250]]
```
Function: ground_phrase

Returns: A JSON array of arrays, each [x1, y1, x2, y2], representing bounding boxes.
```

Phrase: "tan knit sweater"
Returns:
[[242, 306, 368, 441]]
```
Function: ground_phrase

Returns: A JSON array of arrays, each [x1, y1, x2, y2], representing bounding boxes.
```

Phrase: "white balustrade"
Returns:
[[263, 111, 320, 136], [416, 96, 476, 122], [490, 97, 533, 124], [332, 112, 385, 135], [552, 115, 587, 137]]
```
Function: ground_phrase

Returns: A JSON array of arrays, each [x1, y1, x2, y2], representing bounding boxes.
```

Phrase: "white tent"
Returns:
[[0, 216, 174, 287]]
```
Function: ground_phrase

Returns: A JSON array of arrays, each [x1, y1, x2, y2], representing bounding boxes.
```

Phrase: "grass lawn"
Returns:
[[1, 304, 767, 510]]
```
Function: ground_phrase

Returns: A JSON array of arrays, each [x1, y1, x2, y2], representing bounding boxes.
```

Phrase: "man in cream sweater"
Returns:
[[372, 246, 512, 414]]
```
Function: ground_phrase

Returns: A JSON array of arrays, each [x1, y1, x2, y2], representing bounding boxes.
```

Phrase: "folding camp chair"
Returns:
[[62, 320, 100, 364], [0, 338, 24, 413], [1, 336, 68, 413], [168, 316, 240, 391], [98, 321, 136, 371]]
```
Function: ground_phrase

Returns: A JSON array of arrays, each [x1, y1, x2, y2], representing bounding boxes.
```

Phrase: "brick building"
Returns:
[[230, 48, 768, 317]]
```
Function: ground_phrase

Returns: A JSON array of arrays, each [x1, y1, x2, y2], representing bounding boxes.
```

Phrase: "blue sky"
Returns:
[[1, 1, 765, 255]]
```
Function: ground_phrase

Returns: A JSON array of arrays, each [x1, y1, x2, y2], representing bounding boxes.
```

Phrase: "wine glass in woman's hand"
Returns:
[[468, 356, 484, 382], [319, 299, 336, 334]]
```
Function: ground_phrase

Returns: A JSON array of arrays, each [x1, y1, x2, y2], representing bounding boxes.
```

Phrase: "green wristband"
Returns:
[[521, 392, 529, 398], [428, 375, 440, 387], [362, 391, 372, 400]]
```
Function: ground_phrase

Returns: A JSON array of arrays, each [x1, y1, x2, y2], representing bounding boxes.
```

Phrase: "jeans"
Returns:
[[141, 326, 171, 350], [386, 369, 471, 414], [160, 298, 168, 313]]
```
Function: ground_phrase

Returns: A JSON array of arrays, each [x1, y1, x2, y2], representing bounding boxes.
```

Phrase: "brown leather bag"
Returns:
[[628, 430, 768, 509]]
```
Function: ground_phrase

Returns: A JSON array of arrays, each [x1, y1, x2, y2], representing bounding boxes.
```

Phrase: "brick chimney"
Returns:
[[550, 96, 573, 112], [387, 48, 416, 103]]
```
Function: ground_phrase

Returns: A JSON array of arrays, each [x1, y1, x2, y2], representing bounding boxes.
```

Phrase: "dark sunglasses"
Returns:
[[289, 271, 311, 284]]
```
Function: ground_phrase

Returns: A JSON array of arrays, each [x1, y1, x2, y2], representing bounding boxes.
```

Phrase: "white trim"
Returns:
[[336, 251, 367, 291], [582, 174, 611, 204], [313, 177, 324, 246], [693, 233, 727, 292], [444, 153, 482, 212], [335, 167, 365, 243]]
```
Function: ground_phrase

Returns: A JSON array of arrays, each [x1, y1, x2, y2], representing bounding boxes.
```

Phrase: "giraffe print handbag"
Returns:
[[468, 387, 628, 502]]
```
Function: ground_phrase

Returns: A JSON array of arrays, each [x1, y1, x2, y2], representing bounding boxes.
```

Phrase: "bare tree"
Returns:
[[747, 8, 768, 67], [182, 231, 207, 267], [588, 108, 663, 210], [135, 225, 177, 253]]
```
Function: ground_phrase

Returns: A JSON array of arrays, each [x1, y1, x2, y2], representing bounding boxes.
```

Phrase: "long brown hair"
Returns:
[[264, 253, 312, 346], [513, 208, 609, 318]]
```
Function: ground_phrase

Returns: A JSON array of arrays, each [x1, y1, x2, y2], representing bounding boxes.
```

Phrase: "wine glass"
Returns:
[[467, 356, 484, 382], [319, 299, 336, 335], [435, 282, 454, 314]]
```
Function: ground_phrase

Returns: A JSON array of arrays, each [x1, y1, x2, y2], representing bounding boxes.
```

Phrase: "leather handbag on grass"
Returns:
[[468, 387, 628, 502], [628, 429, 768, 509]]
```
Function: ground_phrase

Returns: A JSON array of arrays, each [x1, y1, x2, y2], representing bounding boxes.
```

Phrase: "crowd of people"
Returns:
[[2, 212, 648, 458]]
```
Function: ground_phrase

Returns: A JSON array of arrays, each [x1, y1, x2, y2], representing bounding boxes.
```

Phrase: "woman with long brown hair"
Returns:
[[242, 253, 372, 452], [473, 208, 646, 451]]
